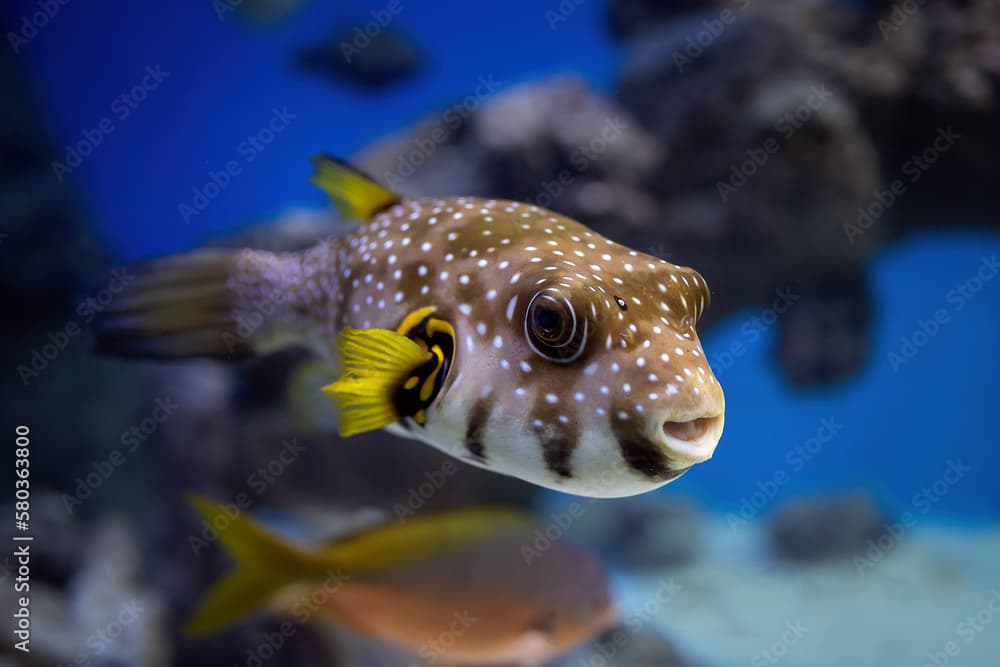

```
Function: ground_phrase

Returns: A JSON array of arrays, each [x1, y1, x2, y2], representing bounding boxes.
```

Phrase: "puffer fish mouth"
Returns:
[[659, 413, 725, 465]]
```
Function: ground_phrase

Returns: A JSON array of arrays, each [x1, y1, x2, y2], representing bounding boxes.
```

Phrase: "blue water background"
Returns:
[[8, 0, 998, 519]]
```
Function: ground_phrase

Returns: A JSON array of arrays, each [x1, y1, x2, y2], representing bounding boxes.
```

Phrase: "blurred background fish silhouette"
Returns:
[[185, 498, 616, 666]]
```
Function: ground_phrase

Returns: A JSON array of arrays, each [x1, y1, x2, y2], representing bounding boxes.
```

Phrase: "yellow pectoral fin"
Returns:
[[323, 328, 433, 438]]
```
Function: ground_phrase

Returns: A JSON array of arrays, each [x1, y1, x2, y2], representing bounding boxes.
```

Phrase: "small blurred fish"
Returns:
[[186, 497, 616, 666], [219, 0, 308, 25], [296, 25, 421, 89], [94, 157, 725, 497]]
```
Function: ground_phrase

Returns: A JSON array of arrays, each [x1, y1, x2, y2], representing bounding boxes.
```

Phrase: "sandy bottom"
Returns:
[[617, 520, 1000, 667]]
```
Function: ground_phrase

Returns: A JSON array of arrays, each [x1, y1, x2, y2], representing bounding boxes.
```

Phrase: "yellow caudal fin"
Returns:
[[309, 155, 400, 223], [322, 328, 433, 437], [184, 496, 322, 637]]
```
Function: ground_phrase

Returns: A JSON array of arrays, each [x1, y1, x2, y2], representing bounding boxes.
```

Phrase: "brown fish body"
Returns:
[[98, 161, 725, 497], [185, 501, 614, 667], [319, 529, 615, 665], [236, 196, 723, 495]]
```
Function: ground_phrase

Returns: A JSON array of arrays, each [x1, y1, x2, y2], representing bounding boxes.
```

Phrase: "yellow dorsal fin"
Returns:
[[183, 495, 322, 637], [318, 507, 533, 576], [309, 155, 400, 222], [322, 327, 432, 437]]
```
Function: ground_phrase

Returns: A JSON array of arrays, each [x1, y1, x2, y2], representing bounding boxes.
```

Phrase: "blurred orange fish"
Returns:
[[186, 497, 617, 666]]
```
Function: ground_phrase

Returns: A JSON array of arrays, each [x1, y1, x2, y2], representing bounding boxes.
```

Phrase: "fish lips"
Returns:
[[613, 426, 693, 483], [613, 411, 724, 482]]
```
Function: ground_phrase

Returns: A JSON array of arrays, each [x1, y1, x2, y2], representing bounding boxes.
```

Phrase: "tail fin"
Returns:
[[93, 250, 251, 359], [93, 248, 312, 360], [184, 495, 321, 637]]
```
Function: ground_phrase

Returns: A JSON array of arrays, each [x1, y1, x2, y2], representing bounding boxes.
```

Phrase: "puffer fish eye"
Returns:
[[525, 289, 587, 363]]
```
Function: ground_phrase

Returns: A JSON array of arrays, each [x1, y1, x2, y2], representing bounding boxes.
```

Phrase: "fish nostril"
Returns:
[[663, 416, 717, 443]]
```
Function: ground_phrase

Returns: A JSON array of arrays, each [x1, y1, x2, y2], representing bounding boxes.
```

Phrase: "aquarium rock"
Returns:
[[768, 493, 886, 563]]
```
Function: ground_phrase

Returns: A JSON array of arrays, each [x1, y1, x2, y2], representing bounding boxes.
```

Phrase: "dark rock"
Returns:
[[554, 624, 702, 667], [358, 76, 663, 224], [297, 24, 421, 89], [775, 274, 873, 386], [0, 513, 170, 667], [0, 28, 105, 313], [134, 350, 539, 667], [357, 71, 880, 387], [0, 492, 81, 588], [615, 6, 882, 386], [568, 495, 704, 570], [355, 0, 1000, 387], [222, 207, 340, 253], [768, 494, 886, 562], [607, 0, 726, 41], [229, 0, 307, 25], [0, 20, 148, 498]]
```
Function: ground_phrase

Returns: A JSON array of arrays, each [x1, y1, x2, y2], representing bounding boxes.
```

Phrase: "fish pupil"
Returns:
[[533, 305, 565, 342], [525, 290, 588, 363]]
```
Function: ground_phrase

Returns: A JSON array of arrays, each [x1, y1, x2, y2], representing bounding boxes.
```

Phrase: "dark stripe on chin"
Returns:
[[530, 418, 578, 480], [464, 398, 490, 462], [541, 434, 575, 478], [613, 426, 687, 481]]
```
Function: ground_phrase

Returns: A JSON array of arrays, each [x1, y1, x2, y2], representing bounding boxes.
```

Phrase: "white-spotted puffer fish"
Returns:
[[185, 497, 616, 666], [95, 157, 725, 497]]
